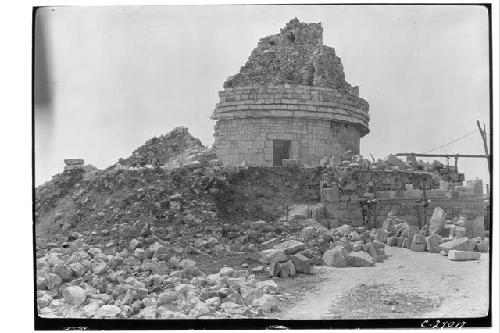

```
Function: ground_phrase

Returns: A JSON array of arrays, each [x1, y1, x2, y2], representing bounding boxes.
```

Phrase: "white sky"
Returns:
[[34, 5, 490, 187]]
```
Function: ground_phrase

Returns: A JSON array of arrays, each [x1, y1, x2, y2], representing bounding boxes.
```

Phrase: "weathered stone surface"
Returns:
[[386, 236, 397, 246], [260, 238, 281, 249], [375, 229, 389, 243], [429, 207, 446, 235], [270, 260, 296, 278], [362, 242, 379, 261], [273, 240, 305, 255], [189, 302, 210, 318], [407, 226, 420, 248], [426, 234, 442, 253], [219, 267, 235, 277], [300, 226, 317, 240], [290, 253, 313, 274], [410, 242, 426, 252], [158, 290, 177, 306], [454, 226, 467, 238], [250, 220, 267, 229], [260, 248, 287, 264], [448, 250, 481, 261], [95, 305, 121, 318], [475, 239, 489, 253], [322, 247, 347, 267], [412, 234, 425, 244], [472, 216, 485, 238], [346, 251, 374, 267], [62, 286, 86, 305], [439, 237, 477, 253], [252, 294, 278, 312], [256, 280, 279, 294]]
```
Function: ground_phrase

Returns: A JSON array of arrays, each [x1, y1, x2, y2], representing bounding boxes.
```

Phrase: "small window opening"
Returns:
[[287, 32, 295, 43]]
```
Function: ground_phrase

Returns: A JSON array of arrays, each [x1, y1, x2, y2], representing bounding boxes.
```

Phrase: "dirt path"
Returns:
[[280, 247, 489, 319]]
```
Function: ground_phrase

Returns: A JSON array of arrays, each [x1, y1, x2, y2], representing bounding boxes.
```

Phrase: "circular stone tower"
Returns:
[[211, 18, 369, 166]]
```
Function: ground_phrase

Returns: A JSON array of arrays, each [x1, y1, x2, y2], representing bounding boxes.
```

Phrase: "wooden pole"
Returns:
[[476, 120, 491, 174]]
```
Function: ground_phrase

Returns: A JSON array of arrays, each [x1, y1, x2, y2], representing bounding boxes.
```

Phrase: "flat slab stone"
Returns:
[[260, 248, 287, 264], [273, 240, 305, 255], [448, 250, 481, 261]]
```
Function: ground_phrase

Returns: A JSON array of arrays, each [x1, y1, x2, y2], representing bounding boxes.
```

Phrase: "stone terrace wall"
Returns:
[[214, 117, 360, 166]]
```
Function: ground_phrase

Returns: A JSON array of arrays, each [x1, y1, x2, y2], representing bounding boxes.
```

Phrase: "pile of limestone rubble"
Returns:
[[36, 235, 284, 319], [378, 207, 489, 260]]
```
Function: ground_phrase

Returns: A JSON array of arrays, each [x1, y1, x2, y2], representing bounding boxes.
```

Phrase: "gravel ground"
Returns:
[[279, 246, 489, 319]]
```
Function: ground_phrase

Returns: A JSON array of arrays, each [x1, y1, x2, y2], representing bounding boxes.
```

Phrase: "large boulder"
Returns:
[[322, 247, 347, 267], [273, 240, 305, 255], [346, 252, 374, 267], [260, 248, 287, 264], [429, 207, 446, 235]]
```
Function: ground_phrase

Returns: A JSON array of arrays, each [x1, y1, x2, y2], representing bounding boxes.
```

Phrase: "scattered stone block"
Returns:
[[300, 226, 317, 240], [386, 236, 397, 246], [429, 207, 446, 235], [426, 234, 442, 253], [475, 239, 489, 253], [448, 250, 481, 261], [270, 260, 296, 278], [322, 247, 347, 267], [346, 252, 374, 267], [375, 229, 389, 243], [439, 237, 477, 253], [290, 253, 312, 274], [410, 242, 426, 252], [273, 240, 305, 255], [412, 234, 425, 244], [260, 248, 287, 264]]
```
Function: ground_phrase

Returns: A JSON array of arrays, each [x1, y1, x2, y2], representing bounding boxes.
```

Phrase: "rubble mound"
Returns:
[[224, 18, 352, 91], [117, 127, 208, 168]]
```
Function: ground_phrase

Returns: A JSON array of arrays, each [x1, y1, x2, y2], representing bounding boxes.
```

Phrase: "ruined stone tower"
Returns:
[[211, 18, 370, 166]]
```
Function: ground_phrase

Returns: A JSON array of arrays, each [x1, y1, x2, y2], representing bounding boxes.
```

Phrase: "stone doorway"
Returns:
[[273, 140, 291, 166]]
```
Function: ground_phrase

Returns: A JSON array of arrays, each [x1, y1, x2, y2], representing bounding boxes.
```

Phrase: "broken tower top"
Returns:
[[223, 18, 355, 92]]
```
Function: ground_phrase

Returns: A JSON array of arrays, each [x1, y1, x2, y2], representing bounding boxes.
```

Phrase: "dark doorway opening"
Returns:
[[273, 140, 291, 166]]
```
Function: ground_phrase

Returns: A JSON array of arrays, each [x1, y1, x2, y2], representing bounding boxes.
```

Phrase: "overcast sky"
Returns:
[[34, 4, 490, 187]]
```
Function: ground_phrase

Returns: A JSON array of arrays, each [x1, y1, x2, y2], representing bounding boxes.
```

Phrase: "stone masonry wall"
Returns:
[[213, 84, 369, 132], [214, 117, 360, 166]]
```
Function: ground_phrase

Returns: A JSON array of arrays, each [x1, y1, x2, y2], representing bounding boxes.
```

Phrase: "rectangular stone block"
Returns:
[[411, 242, 426, 252], [448, 250, 481, 261]]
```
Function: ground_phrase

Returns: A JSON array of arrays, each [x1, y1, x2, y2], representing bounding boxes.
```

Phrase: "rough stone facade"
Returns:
[[212, 18, 370, 166]]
